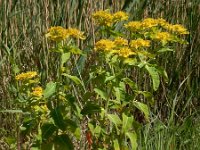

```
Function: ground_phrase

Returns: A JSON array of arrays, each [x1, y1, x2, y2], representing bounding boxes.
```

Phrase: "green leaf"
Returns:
[[145, 65, 160, 91], [94, 88, 108, 100], [0, 109, 23, 113], [50, 107, 66, 131], [41, 143, 54, 150], [88, 123, 94, 135], [157, 47, 174, 53], [156, 66, 169, 83], [125, 132, 137, 150], [133, 101, 149, 121], [41, 123, 57, 140], [69, 46, 83, 55], [122, 113, 133, 133], [61, 52, 71, 66], [107, 114, 122, 134], [105, 75, 116, 83], [113, 139, 120, 150], [43, 82, 56, 99], [64, 119, 77, 132], [136, 91, 154, 105], [123, 58, 137, 65], [54, 134, 74, 150], [81, 102, 101, 115], [94, 125, 101, 137], [122, 78, 138, 90], [62, 73, 82, 85]]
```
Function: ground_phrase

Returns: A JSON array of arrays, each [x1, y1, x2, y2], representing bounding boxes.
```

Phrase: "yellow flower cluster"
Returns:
[[113, 11, 129, 22], [114, 37, 128, 46], [95, 37, 150, 58], [124, 21, 142, 32], [125, 17, 189, 36], [117, 47, 136, 58], [32, 86, 43, 97], [94, 39, 115, 51], [66, 28, 86, 40], [92, 10, 128, 26], [46, 26, 69, 41], [130, 39, 151, 49], [153, 32, 173, 42], [142, 18, 158, 28], [163, 24, 189, 35], [16, 71, 37, 81], [46, 26, 85, 41], [125, 18, 169, 31]]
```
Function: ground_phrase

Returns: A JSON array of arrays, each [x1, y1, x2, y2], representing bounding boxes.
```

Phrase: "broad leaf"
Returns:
[[41, 123, 57, 140], [62, 74, 82, 85], [133, 101, 149, 121], [122, 113, 133, 133], [65, 119, 77, 132], [122, 78, 138, 90], [107, 114, 122, 134], [94, 88, 108, 100], [43, 82, 56, 99], [54, 134, 74, 150], [105, 75, 116, 83], [125, 132, 137, 150], [61, 52, 71, 66], [113, 139, 120, 150], [81, 102, 101, 115], [50, 107, 66, 131], [145, 65, 160, 91]]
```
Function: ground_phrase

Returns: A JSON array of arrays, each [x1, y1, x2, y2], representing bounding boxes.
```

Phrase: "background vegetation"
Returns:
[[0, 0, 200, 149]]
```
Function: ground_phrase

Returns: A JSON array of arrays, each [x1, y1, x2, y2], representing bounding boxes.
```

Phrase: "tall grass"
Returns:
[[0, 0, 200, 149]]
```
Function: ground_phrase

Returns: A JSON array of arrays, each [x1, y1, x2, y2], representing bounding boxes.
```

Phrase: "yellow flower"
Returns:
[[32, 86, 43, 97], [164, 24, 189, 35], [15, 71, 37, 81], [94, 39, 115, 51], [117, 47, 136, 58], [124, 21, 142, 32], [157, 18, 168, 26], [45, 26, 69, 41], [130, 39, 151, 49], [142, 18, 158, 28], [113, 11, 129, 22], [92, 10, 113, 26], [153, 31, 173, 42], [66, 28, 86, 40], [114, 37, 128, 47]]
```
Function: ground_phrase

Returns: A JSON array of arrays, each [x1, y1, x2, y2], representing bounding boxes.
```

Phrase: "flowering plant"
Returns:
[[15, 10, 188, 149]]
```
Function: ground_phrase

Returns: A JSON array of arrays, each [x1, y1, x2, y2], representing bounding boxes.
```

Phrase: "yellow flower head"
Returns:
[[32, 86, 43, 97], [142, 18, 158, 28], [45, 26, 69, 41], [164, 24, 189, 35], [118, 47, 136, 58], [153, 31, 173, 42], [157, 18, 168, 26], [66, 28, 86, 40], [15, 71, 37, 81], [114, 37, 128, 47], [113, 11, 129, 22], [124, 21, 142, 32], [94, 39, 115, 51], [92, 10, 113, 26], [130, 39, 151, 49]]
